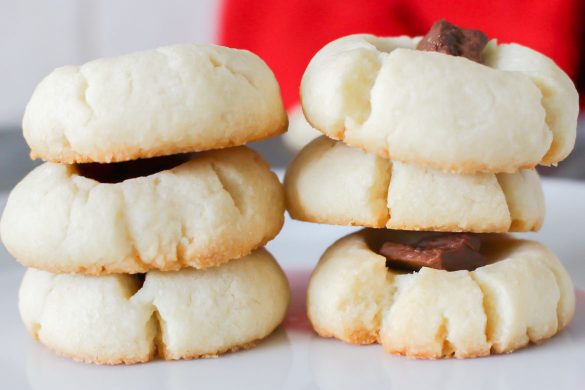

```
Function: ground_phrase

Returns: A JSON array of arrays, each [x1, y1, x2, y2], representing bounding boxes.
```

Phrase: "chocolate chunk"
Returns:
[[379, 233, 489, 272], [416, 19, 488, 63], [76, 153, 191, 183]]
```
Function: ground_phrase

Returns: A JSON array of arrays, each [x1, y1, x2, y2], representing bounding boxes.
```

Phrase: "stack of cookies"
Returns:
[[285, 20, 579, 359], [0, 44, 290, 364]]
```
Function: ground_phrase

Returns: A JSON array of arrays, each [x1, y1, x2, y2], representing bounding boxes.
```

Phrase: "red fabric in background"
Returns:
[[219, 0, 585, 109]]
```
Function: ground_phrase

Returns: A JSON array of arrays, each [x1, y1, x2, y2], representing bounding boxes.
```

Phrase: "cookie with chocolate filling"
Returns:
[[300, 20, 578, 172], [307, 229, 575, 359], [0, 147, 285, 274]]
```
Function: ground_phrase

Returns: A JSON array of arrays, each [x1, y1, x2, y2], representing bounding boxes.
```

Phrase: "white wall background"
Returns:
[[0, 0, 220, 129]]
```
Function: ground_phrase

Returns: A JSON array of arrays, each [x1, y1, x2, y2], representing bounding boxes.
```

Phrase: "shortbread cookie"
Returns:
[[300, 32, 578, 173], [19, 248, 290, 364], [285, 137, 544, 232], [307, 230, 575, 359], [23, 43, 287, 163], [1, 147, 284, 274]]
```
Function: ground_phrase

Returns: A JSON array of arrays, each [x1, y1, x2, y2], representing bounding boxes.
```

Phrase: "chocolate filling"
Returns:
[[379, 233, 490, 272], [416, 19, 488, 63], [75, 153, 191, 183]]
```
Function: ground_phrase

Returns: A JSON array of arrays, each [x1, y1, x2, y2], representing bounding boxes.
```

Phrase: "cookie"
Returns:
[[1, 147, 284, 274], [19, 248, 290, 364], [285, 137, 544, 233], [307, 230, 575, 359], [23, 43, 287, 163], [300, 34, 578, 173]]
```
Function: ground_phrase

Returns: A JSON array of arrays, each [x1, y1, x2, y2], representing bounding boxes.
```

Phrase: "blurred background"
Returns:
[[1, 0, 584, 192]]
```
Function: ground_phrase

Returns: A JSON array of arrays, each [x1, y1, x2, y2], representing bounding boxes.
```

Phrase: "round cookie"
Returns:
[[307, 229, 575, 359], [1, 147, 284, 274], [300, 34, 578, 173], [19, 248, 290, 365], [23, 43, 287, 163], [285, 137, 544, 233]]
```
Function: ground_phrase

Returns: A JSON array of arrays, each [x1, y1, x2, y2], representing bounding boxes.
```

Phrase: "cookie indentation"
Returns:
[[75, 154, 191, 183]]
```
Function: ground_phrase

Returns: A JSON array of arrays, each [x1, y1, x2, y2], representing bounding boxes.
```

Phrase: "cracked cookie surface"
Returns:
[[307, 230, 575, 359], [0, 147, 285, 274], [19, 248, 290, 364], [300, 35, 578, 173], [23, 43, 287, 164], [285, 137, 544, 233]]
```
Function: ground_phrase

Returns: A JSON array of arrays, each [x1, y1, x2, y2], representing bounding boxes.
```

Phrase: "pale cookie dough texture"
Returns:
[[23, 43, 288, 163], [285, 137, 544, 233], [301, 35, 578, 173], [1, 147, 284, 274], [19, 249, 290, 365], [307, 230, 575, 359]]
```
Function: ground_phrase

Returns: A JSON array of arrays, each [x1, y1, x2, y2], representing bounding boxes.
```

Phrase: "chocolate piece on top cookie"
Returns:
[[416, 19, 488, 63], [379, 233, 489, 272]]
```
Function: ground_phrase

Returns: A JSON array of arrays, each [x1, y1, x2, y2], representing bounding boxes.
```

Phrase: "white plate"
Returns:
[[1, 178, 585, 390]]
